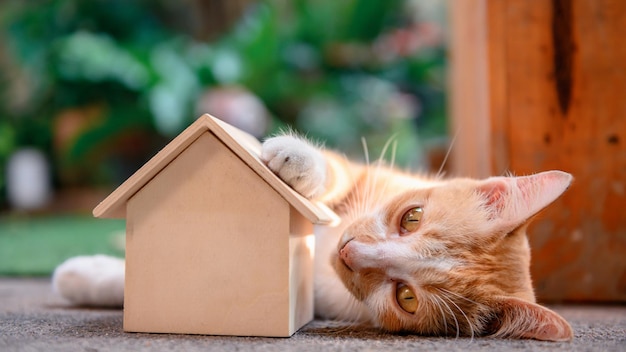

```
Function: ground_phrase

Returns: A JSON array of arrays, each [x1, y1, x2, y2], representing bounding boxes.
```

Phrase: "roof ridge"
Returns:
[[93, 114, 338, 225]]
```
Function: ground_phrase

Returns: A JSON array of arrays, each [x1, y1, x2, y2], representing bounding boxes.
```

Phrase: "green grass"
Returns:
[[0, 214, 125, 276]]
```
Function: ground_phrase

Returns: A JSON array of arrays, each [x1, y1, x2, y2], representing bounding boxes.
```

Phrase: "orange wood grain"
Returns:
[[448, 0, 492, 179], [450, 0, 626, 302]]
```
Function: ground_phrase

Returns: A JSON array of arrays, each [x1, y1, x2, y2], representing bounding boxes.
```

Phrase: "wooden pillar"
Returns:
[[449, 0, 626, 302]]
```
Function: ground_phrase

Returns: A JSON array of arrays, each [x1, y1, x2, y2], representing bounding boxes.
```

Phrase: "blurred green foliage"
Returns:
[[0, 214, 125, 275], [0, 0, 447, 203]]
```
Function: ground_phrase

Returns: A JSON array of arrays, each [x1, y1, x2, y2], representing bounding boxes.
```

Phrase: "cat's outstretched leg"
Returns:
[[52, 255, 125, 307]]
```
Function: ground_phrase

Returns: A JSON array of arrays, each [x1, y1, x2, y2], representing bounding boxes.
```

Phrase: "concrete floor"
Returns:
[[0, 278, 624, 352]]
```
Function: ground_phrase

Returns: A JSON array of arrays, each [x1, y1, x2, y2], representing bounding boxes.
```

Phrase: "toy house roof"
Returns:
[[93, 114, 338, 225]]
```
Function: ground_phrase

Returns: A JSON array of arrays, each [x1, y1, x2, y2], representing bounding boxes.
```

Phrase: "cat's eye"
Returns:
[[396, 284, 418, 313], [400, 207, 423, 233]]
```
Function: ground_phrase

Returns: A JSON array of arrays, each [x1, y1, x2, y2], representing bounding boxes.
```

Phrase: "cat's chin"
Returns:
[[330, 252, 363, 301], [330, 253, 349, 277]]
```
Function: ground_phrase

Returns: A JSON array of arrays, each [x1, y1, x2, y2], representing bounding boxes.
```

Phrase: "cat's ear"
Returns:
[[489, 297, 573, 341], [477, 170, 573, 231]]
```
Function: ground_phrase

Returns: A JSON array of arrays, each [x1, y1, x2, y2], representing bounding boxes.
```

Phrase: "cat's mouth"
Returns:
[[338, 237, 355, 272], [339, 236, 354, 249]]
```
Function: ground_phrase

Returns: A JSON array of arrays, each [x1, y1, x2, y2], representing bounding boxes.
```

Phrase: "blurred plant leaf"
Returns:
[[54, 31, 152, 90]]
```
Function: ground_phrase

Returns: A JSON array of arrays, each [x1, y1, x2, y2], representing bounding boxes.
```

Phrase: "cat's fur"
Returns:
[[53, 134, 573, 341]]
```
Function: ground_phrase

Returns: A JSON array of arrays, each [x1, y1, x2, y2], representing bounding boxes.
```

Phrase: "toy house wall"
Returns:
[[288, 208, 315, 333], [124, 132, 312, 336]]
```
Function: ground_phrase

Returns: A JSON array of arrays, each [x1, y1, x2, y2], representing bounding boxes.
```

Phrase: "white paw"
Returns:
[[261, 135, 327, 199], [52, 255, 125, 307]]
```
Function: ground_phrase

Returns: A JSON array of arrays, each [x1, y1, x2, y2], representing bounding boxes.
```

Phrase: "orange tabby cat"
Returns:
[[261, 134, 573, 341], [53, 133, 573, 341]]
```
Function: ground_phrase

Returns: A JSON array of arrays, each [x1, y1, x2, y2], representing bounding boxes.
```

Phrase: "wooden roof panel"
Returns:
[[93, 114, 338, 225]]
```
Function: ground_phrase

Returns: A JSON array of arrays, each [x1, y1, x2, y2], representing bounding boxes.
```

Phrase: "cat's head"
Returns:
[[332, 170, 574, 341]]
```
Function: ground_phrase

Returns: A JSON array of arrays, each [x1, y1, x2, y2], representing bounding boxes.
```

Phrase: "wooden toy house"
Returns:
[[93, 114, 337, 337]]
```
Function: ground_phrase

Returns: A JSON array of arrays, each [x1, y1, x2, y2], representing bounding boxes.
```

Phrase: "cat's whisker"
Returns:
[[373, 136, 398, 209], [428, 292, 449, 337], [438, 287, 486, 342], [345, 187, 366, 224], [368, 136, 396, 217], [360, 175, 373, 217], [331, 318, 359, 334], [332, 294, 370, 332], [390, 140, 398, 170], [437, 287, 483, 307], [345, 297, 362, 324], [377, 134, 399, 166], [357, 135, 399, 221], [437, 288, 475, 341], [343, 138, 371, 219], [435, 291, 460, 338], [361, 137, 370, 167], [436, 126, 459, 179], [338, 153, 369, 223], [333, 319, 358, 334]]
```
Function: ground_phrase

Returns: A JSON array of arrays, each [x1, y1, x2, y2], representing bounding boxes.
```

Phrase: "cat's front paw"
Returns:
[[261, 135, 327, 199]]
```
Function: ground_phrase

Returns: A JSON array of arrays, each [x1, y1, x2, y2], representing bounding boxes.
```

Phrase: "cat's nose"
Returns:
[[339, 241, 356, 271], [339, 231, 354, 250]]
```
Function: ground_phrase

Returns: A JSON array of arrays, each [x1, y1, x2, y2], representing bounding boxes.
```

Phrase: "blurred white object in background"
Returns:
[[6, 148, 52, 210], [196, 86, 269, 138]]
